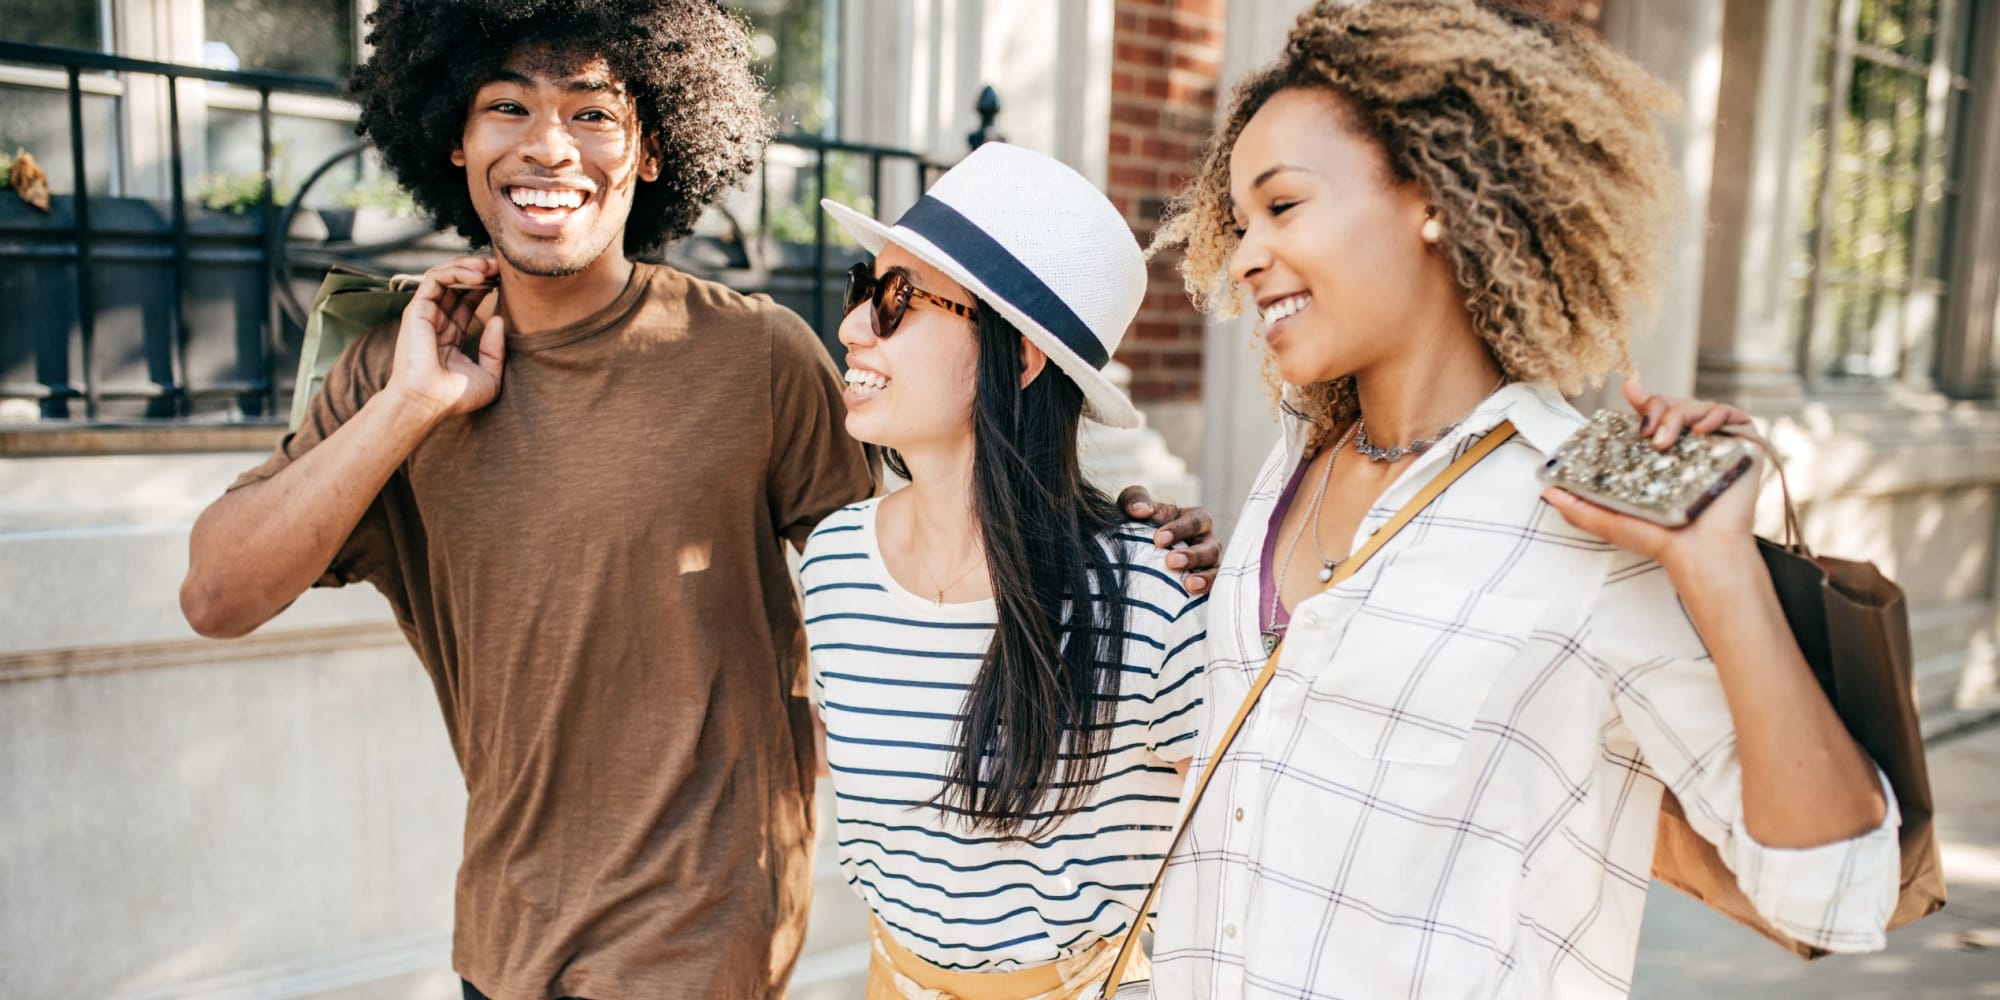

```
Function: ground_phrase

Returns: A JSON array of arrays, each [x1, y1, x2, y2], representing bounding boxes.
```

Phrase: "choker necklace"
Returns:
[[1352, 375, 1509, 463]]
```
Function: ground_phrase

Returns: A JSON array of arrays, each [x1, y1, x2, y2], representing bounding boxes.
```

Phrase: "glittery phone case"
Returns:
[[1537, 410, 1754, 527]]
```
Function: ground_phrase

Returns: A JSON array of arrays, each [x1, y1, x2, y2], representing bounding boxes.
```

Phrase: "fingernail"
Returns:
[[1188, 578, 1206, 592], [1168, 554, 1187, 569]]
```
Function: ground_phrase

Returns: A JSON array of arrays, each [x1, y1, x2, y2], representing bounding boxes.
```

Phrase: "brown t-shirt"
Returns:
[[230, 264, 873, 999]]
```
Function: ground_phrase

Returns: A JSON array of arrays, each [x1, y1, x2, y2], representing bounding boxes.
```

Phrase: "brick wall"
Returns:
[[1106, 0, 1225, 405]]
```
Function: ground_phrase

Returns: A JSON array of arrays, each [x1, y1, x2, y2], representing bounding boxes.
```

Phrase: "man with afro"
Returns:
[[177, 1, 1218, 997], [180, 2, 853, 997]]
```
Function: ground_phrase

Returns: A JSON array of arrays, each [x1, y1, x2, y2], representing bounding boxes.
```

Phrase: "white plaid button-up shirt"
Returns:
[[1150, 382, 1899, 1000]]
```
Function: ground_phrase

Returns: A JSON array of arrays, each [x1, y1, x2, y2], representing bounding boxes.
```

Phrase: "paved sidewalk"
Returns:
[[1631, 718, 2000, 999]]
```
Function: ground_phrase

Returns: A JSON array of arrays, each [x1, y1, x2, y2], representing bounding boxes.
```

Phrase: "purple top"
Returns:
[[1258, 456, 1316, 641]]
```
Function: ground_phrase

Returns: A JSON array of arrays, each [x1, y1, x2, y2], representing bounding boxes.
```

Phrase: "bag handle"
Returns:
[[1101, 421, 1519, 997], [1718, 426, 1807, 556]]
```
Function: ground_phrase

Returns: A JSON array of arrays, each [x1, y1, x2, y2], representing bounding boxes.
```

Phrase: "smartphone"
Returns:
[[1538, 410, 1753, 527]]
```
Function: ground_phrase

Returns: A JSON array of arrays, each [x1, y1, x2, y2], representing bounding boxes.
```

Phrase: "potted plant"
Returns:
[[340, 174, 430, 245], [193, 171, 334, 240]]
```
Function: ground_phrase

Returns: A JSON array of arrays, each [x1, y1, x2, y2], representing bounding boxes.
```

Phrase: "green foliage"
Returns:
[[744, 0, 832, 135], [0, 150, 13, 189], [338, 174, 420, 216], [195, 172, 294, 215], [1793, 0, 1962, 378], [765, 159, 872, 246]]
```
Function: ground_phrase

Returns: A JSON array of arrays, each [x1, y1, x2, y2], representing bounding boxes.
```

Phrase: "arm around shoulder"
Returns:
[[1142, 541, 1210, 764]]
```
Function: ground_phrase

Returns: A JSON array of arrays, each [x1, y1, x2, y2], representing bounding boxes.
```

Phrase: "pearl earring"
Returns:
[[1420, 216, 1443, 244]]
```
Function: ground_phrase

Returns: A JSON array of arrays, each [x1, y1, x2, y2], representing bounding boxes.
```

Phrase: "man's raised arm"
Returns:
[[180, 257, 505, 637]]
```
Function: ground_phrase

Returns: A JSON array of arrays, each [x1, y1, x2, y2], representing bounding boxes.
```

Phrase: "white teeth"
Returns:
[[1261, 294, 1311, 324], [844, 369, 890, 391], [508, 188, 585, 210]]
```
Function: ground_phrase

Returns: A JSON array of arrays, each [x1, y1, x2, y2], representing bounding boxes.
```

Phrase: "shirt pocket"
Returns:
[[1299, 571, 1541, 767]]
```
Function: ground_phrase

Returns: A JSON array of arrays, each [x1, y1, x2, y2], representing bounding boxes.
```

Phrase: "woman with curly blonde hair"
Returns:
[[1144, 2, 1898, 997]]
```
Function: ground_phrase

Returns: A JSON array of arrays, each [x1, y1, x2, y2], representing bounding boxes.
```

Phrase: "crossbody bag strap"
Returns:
[[1101, 421, 1518, 997]]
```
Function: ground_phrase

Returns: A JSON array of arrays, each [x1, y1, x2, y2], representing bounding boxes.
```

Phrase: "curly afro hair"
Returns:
[[350, 0, 774, 255], [1158, 0, 1676, 451]]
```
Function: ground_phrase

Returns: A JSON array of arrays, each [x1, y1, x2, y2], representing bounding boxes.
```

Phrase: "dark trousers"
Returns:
[[462, 980, 589, 1000]]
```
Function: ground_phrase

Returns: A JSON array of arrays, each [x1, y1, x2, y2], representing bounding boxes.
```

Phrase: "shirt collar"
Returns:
[[1454, 380, 1584, 457]]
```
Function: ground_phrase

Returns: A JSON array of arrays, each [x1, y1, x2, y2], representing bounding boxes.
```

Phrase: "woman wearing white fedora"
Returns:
[[800, 142, 1205, 998]]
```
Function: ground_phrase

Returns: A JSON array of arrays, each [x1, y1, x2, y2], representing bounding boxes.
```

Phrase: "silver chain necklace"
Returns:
[[1262, 424, 1357, 655], [1351, 376, 1509, 463], [1352, 418, 1460, 463]]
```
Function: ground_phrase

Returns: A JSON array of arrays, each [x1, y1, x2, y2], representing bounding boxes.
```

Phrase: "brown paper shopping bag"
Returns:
[[1652, 442, 1946, 958]]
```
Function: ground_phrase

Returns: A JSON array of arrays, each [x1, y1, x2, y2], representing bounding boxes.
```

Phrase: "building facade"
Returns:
[[2, 1, 1995, 997], [1195, 0, 2000, 739]]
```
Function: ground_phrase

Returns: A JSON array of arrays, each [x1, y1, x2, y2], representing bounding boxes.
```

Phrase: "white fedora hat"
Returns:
[[821, 142, 1145, 429]]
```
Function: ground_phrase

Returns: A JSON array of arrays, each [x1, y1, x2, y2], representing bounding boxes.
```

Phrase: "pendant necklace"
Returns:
[[922, 547, 983, 606], [1262, 424, 1357, 655]]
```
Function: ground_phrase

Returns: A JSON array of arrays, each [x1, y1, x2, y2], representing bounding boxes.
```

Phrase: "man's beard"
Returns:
[[481, 207, 619, 278], [493, 241, 595, 277]]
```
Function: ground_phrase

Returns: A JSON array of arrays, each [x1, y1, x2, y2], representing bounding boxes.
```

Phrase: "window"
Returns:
[[1, 0, 112, 51], [1, 1, 122, 196], [739, 0, 840, 137], [203, 0, 358, 80], [1794, 0, 1974, 385], [199, 0, 367, 209]]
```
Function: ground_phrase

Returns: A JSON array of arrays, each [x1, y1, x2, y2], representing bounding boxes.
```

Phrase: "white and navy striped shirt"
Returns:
[[802, 497, 1208, 972]]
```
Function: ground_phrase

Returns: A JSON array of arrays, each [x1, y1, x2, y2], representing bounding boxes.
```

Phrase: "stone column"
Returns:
[[1691, 0, 1827, 407], [1198, 0, 1312, 536], [1594, 0, 1724, 402], [1937, 0, 2000, 399]]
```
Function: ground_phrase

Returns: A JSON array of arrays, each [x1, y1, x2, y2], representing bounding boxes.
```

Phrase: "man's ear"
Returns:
[[638, 134, 662, 182], [1019, 338, 1049, 390]]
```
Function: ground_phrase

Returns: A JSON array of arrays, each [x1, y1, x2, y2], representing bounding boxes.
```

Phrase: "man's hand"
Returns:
[[1119, 486, 1220, 594], [387, 255, 506, 422]]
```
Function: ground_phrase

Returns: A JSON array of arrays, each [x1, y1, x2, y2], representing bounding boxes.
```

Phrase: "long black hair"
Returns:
[[885, 307, 1130, 840]]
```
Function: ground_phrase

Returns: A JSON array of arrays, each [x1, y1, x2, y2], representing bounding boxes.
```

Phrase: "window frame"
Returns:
[[1796, 0, 1977, 390], [1933, 0, 2000, 398]]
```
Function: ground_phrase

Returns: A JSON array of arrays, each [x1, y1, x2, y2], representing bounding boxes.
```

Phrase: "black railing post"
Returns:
[[66, 66, 96, 420], [757, 145, 771, 240], [167, 74, 191, 416], [812, 146, 828, 334], [968, 85, 1004, 150], [258, 87, 279, 418], [868, 153, 883, 218]]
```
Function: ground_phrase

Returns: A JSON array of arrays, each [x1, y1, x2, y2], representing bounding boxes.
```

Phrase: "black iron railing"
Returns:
[[0, 41, 968, 427], [736, 133, 949, 347], [0, 40, 342, 422]]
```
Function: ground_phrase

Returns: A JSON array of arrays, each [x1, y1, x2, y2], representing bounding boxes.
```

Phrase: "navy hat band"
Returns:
[[896, 195, 1110, 370]]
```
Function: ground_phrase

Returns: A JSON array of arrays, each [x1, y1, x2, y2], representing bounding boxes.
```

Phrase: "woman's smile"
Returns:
[[1259, 291, 1313, 347], [843, 364, 892, 406]]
